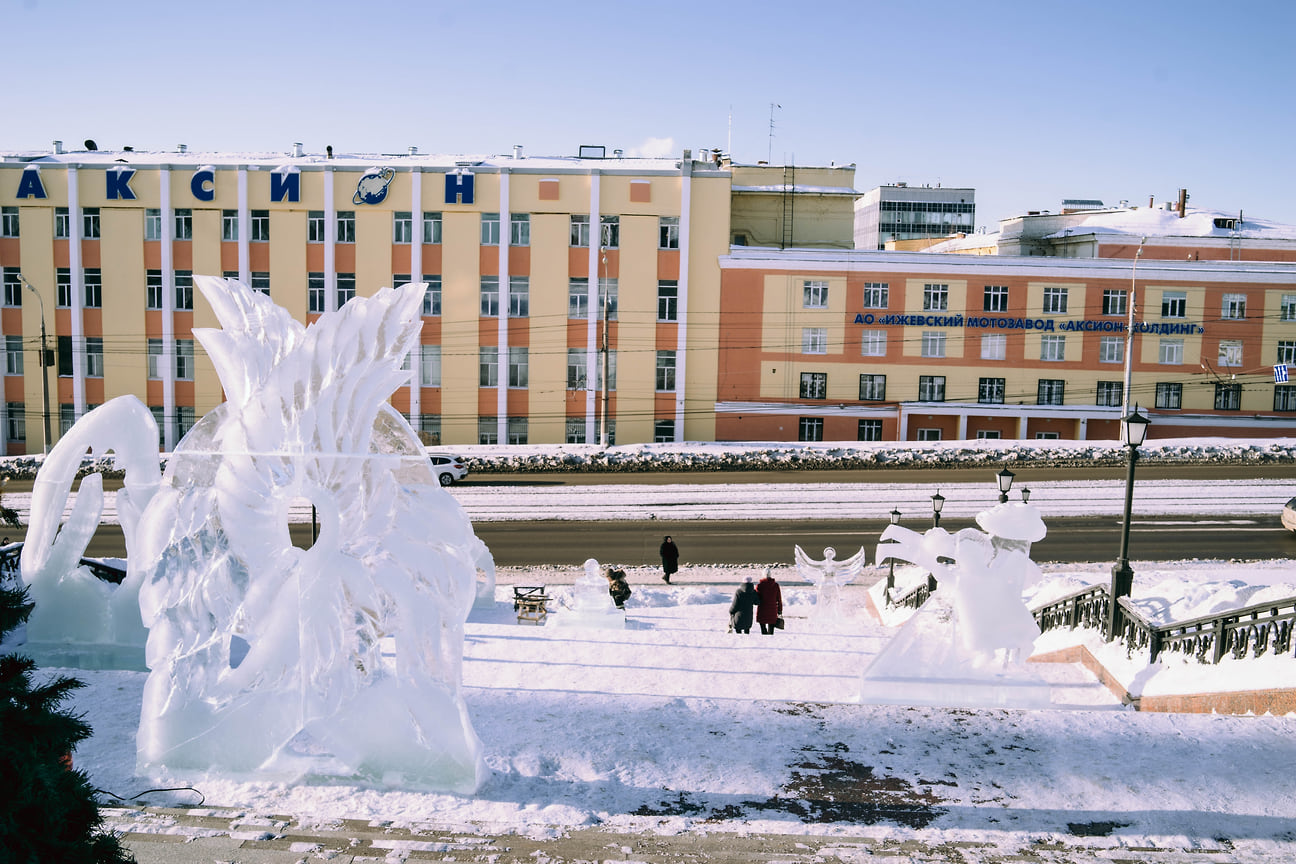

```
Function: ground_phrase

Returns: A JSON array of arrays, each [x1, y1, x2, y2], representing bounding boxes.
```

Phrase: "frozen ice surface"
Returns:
[[548, 558, 626, 629]]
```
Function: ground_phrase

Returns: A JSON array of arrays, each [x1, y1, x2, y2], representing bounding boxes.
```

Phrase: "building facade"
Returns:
[[716, 248, 1296, 442], [853, 184, 976, 251]]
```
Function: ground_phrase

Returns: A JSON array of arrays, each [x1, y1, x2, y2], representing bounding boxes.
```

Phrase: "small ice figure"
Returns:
[[794, 545, 866, 619], [549, 558, 626, 629]]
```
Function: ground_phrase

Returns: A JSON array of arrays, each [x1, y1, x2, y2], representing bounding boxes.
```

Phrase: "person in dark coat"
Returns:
[[729, 576, 758, 634], [755, 568, 783, 635], [606, 568, 632, 608], [659, 536, 679, 584]]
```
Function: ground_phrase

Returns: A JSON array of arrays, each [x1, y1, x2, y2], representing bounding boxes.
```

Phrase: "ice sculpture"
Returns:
[[22, 276, 490, 793], [793, 545, 866, 621], [549, 558, 626, 629], [862, 499, 1050, 709]]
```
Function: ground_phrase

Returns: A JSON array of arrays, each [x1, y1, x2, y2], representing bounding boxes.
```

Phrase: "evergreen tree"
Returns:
[[0, 584, 133, 864]]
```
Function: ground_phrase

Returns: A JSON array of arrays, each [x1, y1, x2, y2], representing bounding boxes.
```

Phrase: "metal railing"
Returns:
[[888, 574, 938, 610]]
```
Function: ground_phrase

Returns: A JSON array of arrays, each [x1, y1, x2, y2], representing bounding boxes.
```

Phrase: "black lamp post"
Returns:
[[930, 490, 945, 528], [885, 508, 901, 592], [1107, 404, 1151, 641], [1021, 487, 1032, 504], [997, 468, 1016, 503], [17, 274, 52, 454]]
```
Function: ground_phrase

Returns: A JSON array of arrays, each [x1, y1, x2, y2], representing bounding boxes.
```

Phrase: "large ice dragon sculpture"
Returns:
[[21, 277, 489, 793]]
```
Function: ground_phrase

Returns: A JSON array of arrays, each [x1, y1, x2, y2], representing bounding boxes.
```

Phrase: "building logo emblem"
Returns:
[[353, 167, 395, 205]]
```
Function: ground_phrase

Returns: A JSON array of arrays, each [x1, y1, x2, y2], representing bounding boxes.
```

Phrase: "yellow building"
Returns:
[[0, 144, 772, 453]]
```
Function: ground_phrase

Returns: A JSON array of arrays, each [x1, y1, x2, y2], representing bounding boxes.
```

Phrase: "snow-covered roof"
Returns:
[[731, 184, 860, 196], [1043, 206, 1296, 241]]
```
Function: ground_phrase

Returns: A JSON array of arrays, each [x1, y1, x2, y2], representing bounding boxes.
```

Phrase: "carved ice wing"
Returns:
[[193, 276, 306, 409], [836, 546, 869, 584], [794, 544, 825, 583]]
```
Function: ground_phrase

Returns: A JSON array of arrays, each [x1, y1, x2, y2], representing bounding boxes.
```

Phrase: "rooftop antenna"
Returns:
[[768, 103, 780, 164], [727, 105, 732, 161]]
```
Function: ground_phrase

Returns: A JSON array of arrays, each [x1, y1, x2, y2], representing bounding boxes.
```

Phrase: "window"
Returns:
[[336, 272, 355, 307], [1219, 340, 1243, 367], [51, 268, 70, 308], [656, 351, 676, 391], [146, 339, 163, 379], [654, 419, 676, 443], [861, 329, 886, 357], [922, 283, 948, 311], [510, 214, 529, 246], [60, 404, 76, 434], [419, 345, 441, 387], [803, 280, 828, 309], [858, 419, 883, 441], [250, 272, 270, 296], [143, 269, 163, 309], [983, 285, 1008, 313], [1159, 338, 1184, 365], [863, 282, 889, 309], [176, 406, 195, 442], [1161, 290, 1186, 318], [422, 212, 442, 244], [1042, 285, 1068, 314], [1279, 341, 1296, 365], [567, 348, 588, 390], [418, 414, 441, 445], [308, 273, 326, 313], [1037, 379, 1065, 405], [1155, 382, 1182, 409], [1035, 431, 1060, 440], [392, 211, 412, 244], [798, 417, 824, 442], [222, 210, 238, 241], [5, 402, 25, 442], [918, 375, 945, 402], [508, 346, 528, 388], [480, 213, 500, 246], [173, 209, 191, 241], [595, 417, 616, 445], [566, 418, 586, 444], [568, 278, 589, 319], [917, 428, 942, 442], [657, 280, 678, 322], [1102, 289, 1127, 316], [508, 276, 529, 317], [478, 417, 498, 445], [2, 269, 21, 307], [481, 276, 500, 317], [57, 336, 72, 376], [1214, 382, 1241, 410], [1040, 334, 1066, 362], [0, 206, 17, 237], [920, 331, 946, 358], [54, 207, 70, 238], [174, 270, 193, 310], [308, 211, 325, 243], [802, 327, 827, 354], [479, 346, 498, 387], [422, 276, 441, 316], [570, 215, 590, 247], [1221, 293, 1247, 320], [1275, 386, 1296, 412], [859, 374, 886, 401], [507, 417, 528, 445], [1283, 295, 1296, 322], [978, 377, 1005, 404], [85, 337, 103, 378], [175, 339, 194, 380], [1096, 381, 1123, 407], [659, 216, 679, 249], [83, 207, 101, 239], [83, 268, 102, 308], [600, 279, 618, 321], [145, 208, 162, 241], [5, 336, 23, 375], [981, 333, 1006, 361], [794, 371, 825, 400], [336, 211, 356, 243], [1099, 336, 1124, 363], [599, 215, 619, 248], [597, 351, 618, 392]]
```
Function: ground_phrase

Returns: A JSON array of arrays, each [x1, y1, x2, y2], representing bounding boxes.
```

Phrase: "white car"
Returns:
[[1283, 497, 1296, 532], [429, 453, 468, 487]]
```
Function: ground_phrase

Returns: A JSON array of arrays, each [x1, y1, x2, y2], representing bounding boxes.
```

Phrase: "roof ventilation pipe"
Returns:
[[292, 142, 304, 157], [513, 144, 523, 159], [52, 140, 63, 154]]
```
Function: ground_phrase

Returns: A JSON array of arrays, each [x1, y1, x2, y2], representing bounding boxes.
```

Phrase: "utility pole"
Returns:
[[1122, 237, 1146, 414], [17, 274, 52, 454]]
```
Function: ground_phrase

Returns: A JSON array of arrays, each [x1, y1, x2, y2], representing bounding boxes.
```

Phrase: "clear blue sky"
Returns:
[[9, 0, 1296, 230]]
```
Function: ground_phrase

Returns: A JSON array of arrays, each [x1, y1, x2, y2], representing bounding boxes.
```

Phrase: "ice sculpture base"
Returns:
[[548, 607, 626, 630], [860, 593, 1052, 710]]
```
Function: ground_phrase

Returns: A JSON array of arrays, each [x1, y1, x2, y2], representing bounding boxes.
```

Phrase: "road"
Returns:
[[6, 464, 1292, 566]]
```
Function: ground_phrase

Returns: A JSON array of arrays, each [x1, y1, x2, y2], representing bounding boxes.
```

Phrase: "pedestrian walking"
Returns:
[[728, 576, 758, 634], [755, 568, 783, 635], [659, 535, 679, 584]]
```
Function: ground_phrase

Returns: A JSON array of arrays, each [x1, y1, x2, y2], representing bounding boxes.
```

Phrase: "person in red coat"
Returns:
[[755, 568, 783, 635]]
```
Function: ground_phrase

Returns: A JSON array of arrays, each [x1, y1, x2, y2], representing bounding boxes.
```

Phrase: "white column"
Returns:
[[408, 170, 422, 424], [237, 169, 250, 283], [66, 167, 86, 421], [324, 167, 336, 312], [160, 168, 176, 452], [497, 169, 510, 443], [674, 160, 692, 442], [585, 171, 601, 442], [957, 413, 968, 440]]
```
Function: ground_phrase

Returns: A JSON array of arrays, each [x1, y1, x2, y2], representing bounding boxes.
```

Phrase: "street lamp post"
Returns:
[[885, 507, 901, 592], [1107, 404, 1151, 641], [1021, 487, 1032, 504], [1122, 236, 1146, 415], [930, 490, 945, 528], [17, 274, 52, 454], [997, 468, 1016, 503]]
